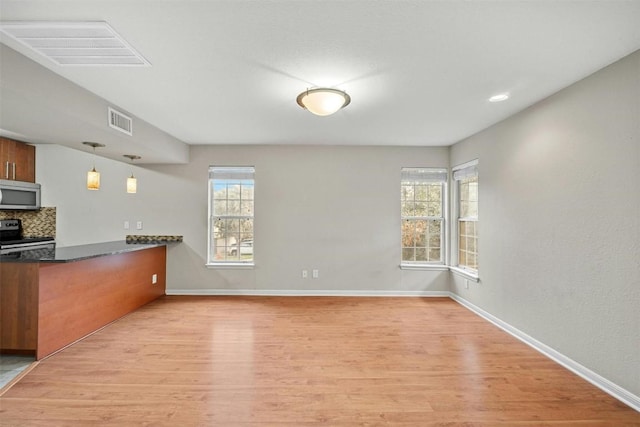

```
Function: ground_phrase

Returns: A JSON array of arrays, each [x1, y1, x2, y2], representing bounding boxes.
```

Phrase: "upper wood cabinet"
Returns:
[[0, 137, 36, 182]]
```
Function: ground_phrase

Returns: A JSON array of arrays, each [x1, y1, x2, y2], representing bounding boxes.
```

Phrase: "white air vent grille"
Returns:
[[0, 21, 150, 66], [108, 107, 133, 136]]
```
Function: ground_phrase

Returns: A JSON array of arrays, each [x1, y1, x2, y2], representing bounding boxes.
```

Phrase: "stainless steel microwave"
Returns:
[[0, 179, 41, 210]]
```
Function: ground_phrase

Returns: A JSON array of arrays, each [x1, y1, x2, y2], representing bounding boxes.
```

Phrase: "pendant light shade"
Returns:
[[123, 154, 141, 194], [87, 167, 100, 190], [126, 175, 137, 193], [82, 142, 105, 190], [296, 88, 351, 116]]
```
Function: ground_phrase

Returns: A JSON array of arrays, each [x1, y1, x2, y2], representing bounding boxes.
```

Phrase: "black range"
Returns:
[[0, 218, 55, 255]]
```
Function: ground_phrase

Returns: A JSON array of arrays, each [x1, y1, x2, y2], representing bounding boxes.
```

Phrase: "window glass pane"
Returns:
[[240, 218, 253, 235], [459, 250, 467, 267], [414, 184, 427, 201], [460, 201, 468, 218], [241, 182, 254, 200], [242, 201, 254, 216], [427, 202, 441, 217], [458, 220, 478, 270], [213, 200, 226, 216], [415, 247, 427, 261], [402, 248, 415, 262], [401, 220, 415, 248], [213, 183, 227, 199], [427, 185, 441, 203], [467, 252, 477, 270], [401, 184, 414, 201], [414, 202, 427, 217], [213, 218, 224, 239], [401, 201, 415, 217], [459, 176, 478, 218], [414, 219, 427, 247]]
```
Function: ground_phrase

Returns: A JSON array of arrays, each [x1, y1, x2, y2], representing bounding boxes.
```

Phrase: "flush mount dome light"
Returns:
[[296, 88, 351, 116]]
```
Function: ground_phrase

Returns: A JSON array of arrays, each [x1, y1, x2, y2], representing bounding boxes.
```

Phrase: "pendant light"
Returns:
[[123, 154, 141, 193], [82, 142, 105, 190], [296, 87, 351, 116]]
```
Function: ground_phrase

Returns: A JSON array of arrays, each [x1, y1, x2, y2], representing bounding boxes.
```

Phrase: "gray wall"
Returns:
[[37, 144, 451, 294], [449, 50, 639, 396]]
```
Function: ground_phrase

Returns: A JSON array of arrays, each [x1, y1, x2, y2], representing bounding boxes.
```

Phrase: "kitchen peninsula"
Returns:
[[0, 241, 167, 360]]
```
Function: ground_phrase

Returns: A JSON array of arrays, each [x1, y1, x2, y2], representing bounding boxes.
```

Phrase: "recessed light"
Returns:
[[489, 93, 509, 102]]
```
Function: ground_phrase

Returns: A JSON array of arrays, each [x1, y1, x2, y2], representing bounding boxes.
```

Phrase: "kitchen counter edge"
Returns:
[[1, 240, 169, 263]]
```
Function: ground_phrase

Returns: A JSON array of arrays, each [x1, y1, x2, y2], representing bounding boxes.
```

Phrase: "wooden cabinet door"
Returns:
[[13, 142, 36, 182], [0, 137, 16, 180], [0, 137, 36, 182]]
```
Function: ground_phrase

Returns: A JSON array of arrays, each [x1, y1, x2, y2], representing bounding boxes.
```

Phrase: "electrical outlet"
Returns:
[[152, 274, 157, 284], [302, 270, 308, 279], [124, 221, 130, 230], [136, 221, 143, 230], [312, 269, 319, 279]]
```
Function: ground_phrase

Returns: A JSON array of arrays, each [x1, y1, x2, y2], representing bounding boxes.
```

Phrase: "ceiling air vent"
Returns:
[[0, 21, 150, 66], [108, 107, 133, 136]]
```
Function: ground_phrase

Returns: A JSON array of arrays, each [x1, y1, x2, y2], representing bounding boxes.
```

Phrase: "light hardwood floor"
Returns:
[[1, 296, 638, 425]]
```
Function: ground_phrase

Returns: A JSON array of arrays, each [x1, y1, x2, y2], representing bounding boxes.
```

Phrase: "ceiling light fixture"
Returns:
[[82, 141, 105, 190], [296, 88, 351, 116], [123, 154, 141, 194], [489, 93, 510, 103]]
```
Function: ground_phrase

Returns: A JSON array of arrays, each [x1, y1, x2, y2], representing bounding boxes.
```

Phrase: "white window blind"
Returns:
[[401, 168, 447, 183], [209, 166, 255, 180], [452, 162, 478, 181]]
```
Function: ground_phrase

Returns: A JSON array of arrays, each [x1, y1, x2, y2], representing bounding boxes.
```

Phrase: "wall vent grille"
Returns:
[[108, 107, 133, 136]]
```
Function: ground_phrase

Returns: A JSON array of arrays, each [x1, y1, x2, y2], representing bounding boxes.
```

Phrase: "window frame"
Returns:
[[451, 160, 479, 280], [400, 167, 448, 270], [207, 166, 255, 268]]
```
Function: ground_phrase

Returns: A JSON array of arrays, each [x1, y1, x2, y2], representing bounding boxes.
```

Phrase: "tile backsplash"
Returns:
[[0, 207, 56, 237]]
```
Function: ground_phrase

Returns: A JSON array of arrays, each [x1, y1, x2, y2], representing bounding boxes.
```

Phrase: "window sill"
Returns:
[[206, 263, 255, 270], [449, 266, 480, 282], [400, 264, 449, 271]]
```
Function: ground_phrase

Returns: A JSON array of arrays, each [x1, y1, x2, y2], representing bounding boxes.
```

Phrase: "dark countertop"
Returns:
[[0, 240, 166, 263]]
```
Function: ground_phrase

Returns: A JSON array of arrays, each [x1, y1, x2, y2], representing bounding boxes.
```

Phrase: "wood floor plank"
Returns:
[[0, 296, 638, 425]]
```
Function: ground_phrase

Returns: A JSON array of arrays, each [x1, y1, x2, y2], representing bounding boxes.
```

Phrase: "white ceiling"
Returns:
[[1, 0, 640, 151]]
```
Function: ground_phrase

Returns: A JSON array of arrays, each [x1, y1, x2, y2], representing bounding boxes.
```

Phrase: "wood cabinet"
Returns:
[[0, 246, 166, 359], [0, 137, 36, 182]]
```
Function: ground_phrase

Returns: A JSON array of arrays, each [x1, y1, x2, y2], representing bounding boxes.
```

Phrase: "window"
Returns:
[[453, 161, 478, 272], [208, 166, 255, 265], [401, 168, 447, 265]]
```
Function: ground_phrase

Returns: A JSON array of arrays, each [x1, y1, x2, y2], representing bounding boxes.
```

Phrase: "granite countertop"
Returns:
[[126, 235, 183, 244], [1, 240, 166, 263]]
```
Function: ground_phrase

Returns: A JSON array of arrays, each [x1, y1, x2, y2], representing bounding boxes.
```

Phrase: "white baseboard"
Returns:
[[163, 288, 638, 412], [166, 289, 450, 297], [449, 293, 640, 413]]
